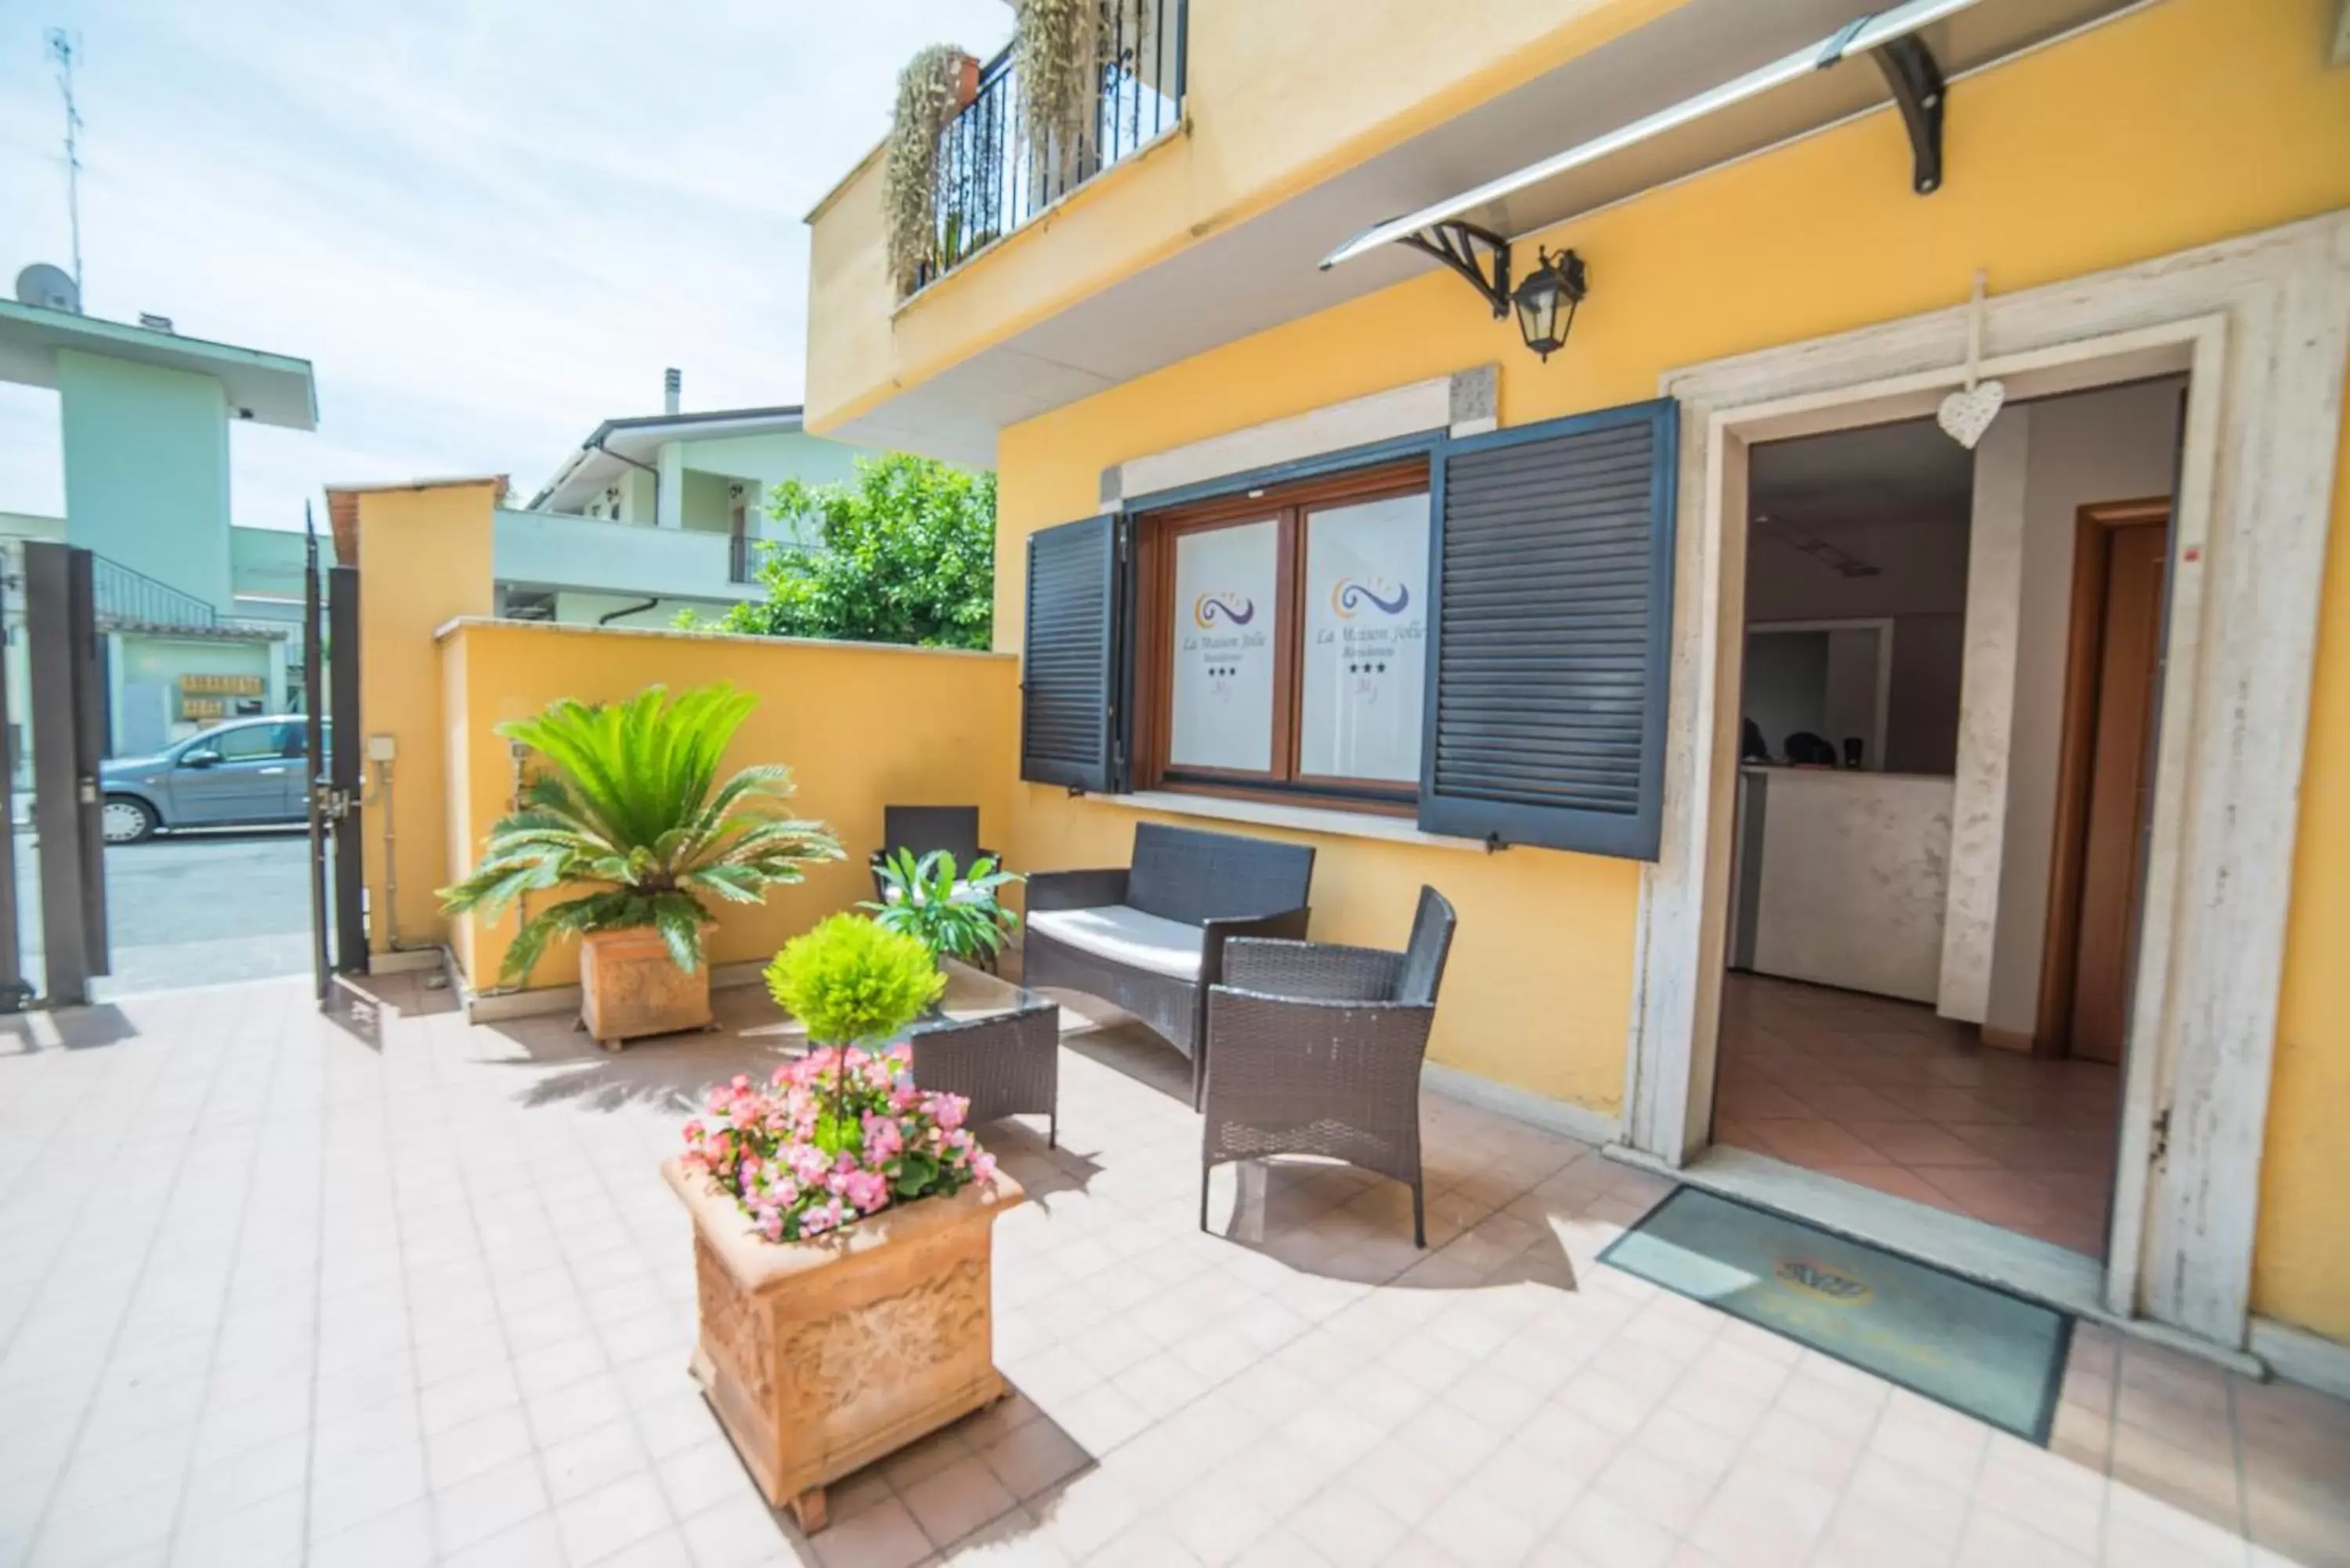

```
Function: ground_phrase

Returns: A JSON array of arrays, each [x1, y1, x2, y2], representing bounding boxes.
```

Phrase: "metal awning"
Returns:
[[1324, 0, 1998, 272]]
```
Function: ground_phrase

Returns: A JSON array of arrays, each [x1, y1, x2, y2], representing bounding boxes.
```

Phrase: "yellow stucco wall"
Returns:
[[804, 0, 1690, 432], [436, 620, 1021, 989], [982, 0, 2350, 1331], [350, 481, 498, 956]]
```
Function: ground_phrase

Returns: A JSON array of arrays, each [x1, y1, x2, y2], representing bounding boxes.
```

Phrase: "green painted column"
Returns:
[[56, 349, 235, 611]]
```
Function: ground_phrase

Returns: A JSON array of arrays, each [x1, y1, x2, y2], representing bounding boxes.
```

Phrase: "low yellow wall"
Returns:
[[985, 0, 2350, 1331], [436, 620, 1021, 989], [349, 480, 498, 956]]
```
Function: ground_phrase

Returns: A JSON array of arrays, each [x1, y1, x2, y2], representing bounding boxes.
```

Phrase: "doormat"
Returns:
[[1599, 1187, 2072, 1442]]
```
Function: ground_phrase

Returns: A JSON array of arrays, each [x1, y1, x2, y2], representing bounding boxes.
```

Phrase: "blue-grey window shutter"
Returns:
[[1021, 515, 1125, 791], [1418, 398, 1679, 858]]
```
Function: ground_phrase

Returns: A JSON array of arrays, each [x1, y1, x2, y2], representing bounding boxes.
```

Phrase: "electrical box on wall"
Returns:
[[367, 734, 396, 761]]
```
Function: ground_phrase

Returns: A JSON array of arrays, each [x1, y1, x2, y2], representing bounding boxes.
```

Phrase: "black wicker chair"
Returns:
[[1024, 824, 1314, 1107], [1198, 886, 1459, 1247], [867, 805, 998, 901]]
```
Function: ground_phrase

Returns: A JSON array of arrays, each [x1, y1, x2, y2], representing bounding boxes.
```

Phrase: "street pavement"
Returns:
[[10, 826, 320, 999]]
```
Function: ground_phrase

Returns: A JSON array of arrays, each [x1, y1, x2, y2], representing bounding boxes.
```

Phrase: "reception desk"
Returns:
[[1728, 766, 1954, 1004]]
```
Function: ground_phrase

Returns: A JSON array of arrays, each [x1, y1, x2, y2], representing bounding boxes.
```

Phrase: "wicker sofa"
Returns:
[[1023, 824, 1315, 1105]]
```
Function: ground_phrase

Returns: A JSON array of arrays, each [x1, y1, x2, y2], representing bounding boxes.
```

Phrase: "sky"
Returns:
[[0, 0, 1013, 529]]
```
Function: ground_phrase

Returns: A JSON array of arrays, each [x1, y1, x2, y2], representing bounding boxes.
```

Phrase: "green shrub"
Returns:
[[862, 849, 1024, 965], [765, 914, 944, 1046]]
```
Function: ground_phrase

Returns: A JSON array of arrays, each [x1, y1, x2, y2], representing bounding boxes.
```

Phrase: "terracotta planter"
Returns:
[[951, 51, 981, 110], [580, 927, 710, 1050], [662, 1158, 1025, 1530]]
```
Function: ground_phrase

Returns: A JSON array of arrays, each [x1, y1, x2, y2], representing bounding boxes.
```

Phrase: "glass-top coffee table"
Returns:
[[770, 959, 1061, 1147], [905, 959, 1061, 1149]]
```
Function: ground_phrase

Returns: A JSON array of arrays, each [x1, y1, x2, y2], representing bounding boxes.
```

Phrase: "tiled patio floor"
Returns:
[[2, 970, 2345, 1568], [1716, 974, 2122, 1255]]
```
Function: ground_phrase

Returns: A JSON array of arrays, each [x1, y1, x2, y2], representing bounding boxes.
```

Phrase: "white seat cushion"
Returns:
[[1029, 905, 1203, 981]]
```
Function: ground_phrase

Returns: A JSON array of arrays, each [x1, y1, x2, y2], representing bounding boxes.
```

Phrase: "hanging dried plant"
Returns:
[[1014, 0, 1109, 192], [884, 45, 967, 295]]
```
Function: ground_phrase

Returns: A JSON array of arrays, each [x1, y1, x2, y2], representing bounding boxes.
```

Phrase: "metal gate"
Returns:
[[16, 541, 109, 1006], [303, 507, 367, 1006]]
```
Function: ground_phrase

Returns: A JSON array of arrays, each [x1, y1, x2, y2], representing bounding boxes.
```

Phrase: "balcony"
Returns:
[[910, 0, 1188, 297], [491, 509, 767, 605], [807, 0, 2151, 467]]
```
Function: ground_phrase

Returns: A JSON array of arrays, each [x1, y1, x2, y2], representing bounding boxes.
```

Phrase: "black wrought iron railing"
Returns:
[[915, 0, 1187, 294], [91, 552, 218, 629]]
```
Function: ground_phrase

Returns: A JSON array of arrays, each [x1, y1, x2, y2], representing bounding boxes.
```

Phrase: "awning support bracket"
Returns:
[[1869, 34, 1946, 195], [1397, 220, 1513, 319]]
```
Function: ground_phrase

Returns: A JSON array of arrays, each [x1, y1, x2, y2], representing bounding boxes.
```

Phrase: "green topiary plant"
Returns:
[[438, 683, 841, 981], [765, 913, 945, 1047], [884, 45, 968, 294]]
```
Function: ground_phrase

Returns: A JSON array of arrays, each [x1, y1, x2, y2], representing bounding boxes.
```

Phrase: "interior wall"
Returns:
[[1983, 378, 2186, 1039], [1744, 514, 1969, 774]]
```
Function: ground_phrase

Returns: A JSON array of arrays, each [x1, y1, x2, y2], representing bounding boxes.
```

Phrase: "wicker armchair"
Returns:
[[1199, 886, 1459, 1247]]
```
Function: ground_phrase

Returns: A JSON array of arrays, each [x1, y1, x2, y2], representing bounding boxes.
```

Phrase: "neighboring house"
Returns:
[[502, 384, 872, 627], [0, 297, 316, 759], [802, 3, 2350, 1386]]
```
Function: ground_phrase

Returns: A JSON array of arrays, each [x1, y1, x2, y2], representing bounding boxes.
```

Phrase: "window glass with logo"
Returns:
[[1300, 495, 1430, 785], [1167, 518, 1280, 773], [1138, 459, 1429, 811]]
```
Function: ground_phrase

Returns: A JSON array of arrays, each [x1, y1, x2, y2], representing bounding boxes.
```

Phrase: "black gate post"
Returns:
[[328, 562, 366, 973], [24, 541, 109, 1005], [0, 559, 27, 1012], [304, 511, 332, 1005]]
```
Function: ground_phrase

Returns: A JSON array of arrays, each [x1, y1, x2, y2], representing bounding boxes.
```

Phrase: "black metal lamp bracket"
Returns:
[[1817, 15, 1945, 196], [1871, 35, 1946, 195], [1397, 220, 1513, 318]]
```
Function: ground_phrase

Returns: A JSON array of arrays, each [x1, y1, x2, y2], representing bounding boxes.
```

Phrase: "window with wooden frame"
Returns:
[[1130, 459, 1432, 814], [1018, 397, 1681, 858]]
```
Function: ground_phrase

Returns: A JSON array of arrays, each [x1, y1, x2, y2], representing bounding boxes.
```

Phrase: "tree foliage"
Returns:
[[708, 455, 996, 650]]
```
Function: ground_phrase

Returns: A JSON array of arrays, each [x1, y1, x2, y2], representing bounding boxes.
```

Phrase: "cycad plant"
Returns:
[[439, 683, 842, 982]]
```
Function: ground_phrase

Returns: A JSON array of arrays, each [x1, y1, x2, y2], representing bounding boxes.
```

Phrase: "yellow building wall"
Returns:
[[351, 481, 498, 956], [437, 620, 1021, 989], [985, 0, 2350, 1330], [805, 0, 1690, 432]]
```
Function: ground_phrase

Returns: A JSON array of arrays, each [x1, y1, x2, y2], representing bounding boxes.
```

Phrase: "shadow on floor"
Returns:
[[0, 1002, 141, 1053]]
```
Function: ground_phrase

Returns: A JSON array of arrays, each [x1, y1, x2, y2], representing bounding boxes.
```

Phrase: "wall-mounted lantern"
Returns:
[[1394, 220, 1589, 364], [1510, 247, 1587, 363]]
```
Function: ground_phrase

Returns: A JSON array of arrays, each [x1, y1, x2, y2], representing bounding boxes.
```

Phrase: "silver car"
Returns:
[[99, 717, 326, 844]]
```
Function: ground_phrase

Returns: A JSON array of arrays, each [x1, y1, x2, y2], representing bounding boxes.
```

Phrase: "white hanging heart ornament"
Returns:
[[1937, 379, 2006, 450], [1937, 269, 2005, 450]]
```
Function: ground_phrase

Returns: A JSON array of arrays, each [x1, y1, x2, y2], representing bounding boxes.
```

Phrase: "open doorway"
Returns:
[[1713, 379, 2184, 1259]]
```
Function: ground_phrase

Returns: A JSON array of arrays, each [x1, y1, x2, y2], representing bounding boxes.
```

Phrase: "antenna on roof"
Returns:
[[46, 27, 85, 298]]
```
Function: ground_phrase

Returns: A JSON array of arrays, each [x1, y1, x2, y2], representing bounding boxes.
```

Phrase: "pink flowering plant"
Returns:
[[679, 915, 996, 1243]]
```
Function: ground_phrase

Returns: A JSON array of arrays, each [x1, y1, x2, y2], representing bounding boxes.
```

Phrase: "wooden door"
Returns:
[[2065, 521, 2167, 1062]]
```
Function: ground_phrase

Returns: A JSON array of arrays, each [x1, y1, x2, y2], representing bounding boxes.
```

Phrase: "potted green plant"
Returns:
[[439, 682, 841, 1048], [662, 914, 1022, 1532], [862, 848, 1025, 970]]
